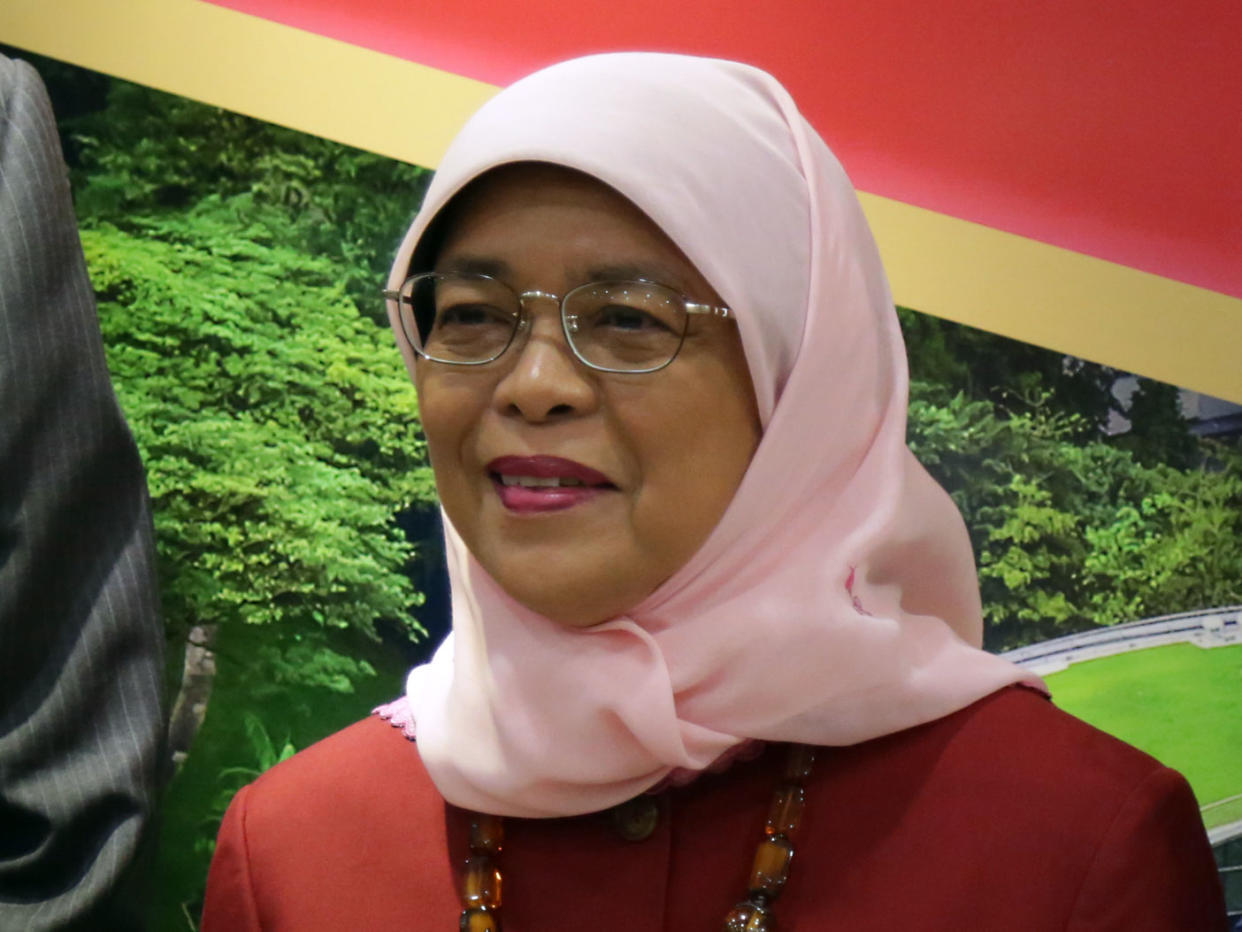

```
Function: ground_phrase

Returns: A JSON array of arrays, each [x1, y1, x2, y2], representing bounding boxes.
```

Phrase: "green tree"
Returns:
[[1083, 462, 1242, 623], [908, 385, 1092, 646], [898, 308, 1204, 470], [907, 382, 1242, 649], [899, 308, 1120, 435], [84, 200, 436, 759], [42, 67, 442, 766], [65, 76, 430, 324], [1114, 378, 1200, 469]]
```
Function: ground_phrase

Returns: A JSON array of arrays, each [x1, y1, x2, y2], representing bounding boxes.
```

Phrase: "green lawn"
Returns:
[[1045, 642, 1242, 828]]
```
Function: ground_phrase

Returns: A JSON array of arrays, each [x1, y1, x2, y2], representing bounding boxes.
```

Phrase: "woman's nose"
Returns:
[[491, 312, 599, 422]]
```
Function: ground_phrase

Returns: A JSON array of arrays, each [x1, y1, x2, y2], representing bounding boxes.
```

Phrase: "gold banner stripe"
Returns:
[[0, 0, 495, 169], [3, 0, 1240, 402], [865, 194, 1242, 403]]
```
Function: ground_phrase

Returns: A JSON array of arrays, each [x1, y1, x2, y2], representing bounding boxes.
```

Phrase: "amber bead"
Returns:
[[782, 744, 815, 782], [460, 906, 499, 932], [722, 900, 772, 931], [765, 783, 805, 837], [468, 813, 504, 855], [749, 834, 794, 898], [462, 855, 502, 909]]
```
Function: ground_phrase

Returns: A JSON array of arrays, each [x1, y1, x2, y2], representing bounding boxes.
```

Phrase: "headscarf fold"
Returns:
[[383, 52, 1042, 817]]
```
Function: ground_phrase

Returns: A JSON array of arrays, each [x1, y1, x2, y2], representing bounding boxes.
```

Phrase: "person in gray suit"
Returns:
[[0, 53, 165, 929]]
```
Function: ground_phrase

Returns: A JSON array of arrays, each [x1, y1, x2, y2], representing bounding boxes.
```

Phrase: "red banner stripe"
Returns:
[[204, 0, 1242, 301]]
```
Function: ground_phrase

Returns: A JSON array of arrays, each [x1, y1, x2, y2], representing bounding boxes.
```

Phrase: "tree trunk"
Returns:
[[166, 623, 218, 772]]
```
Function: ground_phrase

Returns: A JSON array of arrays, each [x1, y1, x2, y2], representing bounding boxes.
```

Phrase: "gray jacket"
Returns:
[[0, 53, 165, 930]]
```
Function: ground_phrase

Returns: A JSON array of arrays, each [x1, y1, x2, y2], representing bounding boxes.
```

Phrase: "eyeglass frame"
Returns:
[[382, 272, 733, 375]]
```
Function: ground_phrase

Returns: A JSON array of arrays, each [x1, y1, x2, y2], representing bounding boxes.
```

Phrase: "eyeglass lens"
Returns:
[[401, 274, 689, 371]]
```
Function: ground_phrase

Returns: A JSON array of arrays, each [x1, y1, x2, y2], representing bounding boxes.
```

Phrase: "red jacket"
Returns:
[[202, 686, 1226, 930]]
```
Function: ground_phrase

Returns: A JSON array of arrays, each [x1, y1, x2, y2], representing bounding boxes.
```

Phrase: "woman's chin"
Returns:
[[499, 574, 649, 629], [463, 521, 663, 628], [512, 592, 629, 629]]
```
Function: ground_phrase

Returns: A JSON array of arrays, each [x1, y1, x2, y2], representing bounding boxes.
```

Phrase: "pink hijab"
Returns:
[[381, 52, 1042, 817]]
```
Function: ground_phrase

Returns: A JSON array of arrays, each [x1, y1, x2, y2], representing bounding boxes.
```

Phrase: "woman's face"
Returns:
[[415, 165, 762, 626]]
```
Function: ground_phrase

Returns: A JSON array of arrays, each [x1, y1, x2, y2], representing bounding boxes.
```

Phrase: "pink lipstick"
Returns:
[[487, 455, 614, 513]]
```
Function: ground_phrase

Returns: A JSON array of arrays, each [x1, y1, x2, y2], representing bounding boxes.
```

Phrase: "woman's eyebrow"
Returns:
[[433, 257, 692, 292], [434, 255, 512, 277], [587, 263, 687, 290]]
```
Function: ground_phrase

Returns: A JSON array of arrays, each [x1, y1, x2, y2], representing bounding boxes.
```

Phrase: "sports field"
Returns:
[[1045, 642, 1242, 829]]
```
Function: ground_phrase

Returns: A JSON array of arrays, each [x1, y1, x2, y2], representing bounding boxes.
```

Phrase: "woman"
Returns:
[[202, 53, 1225, 930]]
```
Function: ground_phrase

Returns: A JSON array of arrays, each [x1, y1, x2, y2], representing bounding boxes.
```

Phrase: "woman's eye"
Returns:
[[437, 303, 511, 328], [595, 305, 673, 333]]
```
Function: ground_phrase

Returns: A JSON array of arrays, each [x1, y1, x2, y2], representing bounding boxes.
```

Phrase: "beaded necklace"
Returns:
[[457, 744, 815, 931]]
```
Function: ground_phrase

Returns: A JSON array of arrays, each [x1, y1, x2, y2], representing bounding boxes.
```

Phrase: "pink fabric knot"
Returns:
[[645, 740, 766, 794]]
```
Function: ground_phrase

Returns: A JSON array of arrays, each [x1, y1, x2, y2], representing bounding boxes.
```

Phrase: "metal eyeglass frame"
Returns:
[[382, 272, 732, 374]]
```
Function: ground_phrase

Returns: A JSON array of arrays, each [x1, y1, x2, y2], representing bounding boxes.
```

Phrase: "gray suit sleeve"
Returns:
[[0, 54, 166, 930]]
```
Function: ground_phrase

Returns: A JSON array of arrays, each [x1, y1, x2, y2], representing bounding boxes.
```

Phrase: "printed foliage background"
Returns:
[[12, 49, 1241, 928]]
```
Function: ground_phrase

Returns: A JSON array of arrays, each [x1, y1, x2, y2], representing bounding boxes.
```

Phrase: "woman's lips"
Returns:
[[487, 455, 615, 513]]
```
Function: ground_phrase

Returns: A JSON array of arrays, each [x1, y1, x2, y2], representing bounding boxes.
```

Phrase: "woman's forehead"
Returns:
[[429, 163, 639, 249], [425, 163, 716, 296]]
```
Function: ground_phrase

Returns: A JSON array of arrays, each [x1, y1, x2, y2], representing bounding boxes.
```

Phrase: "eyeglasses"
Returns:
[[383, 272, 732, 374]]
